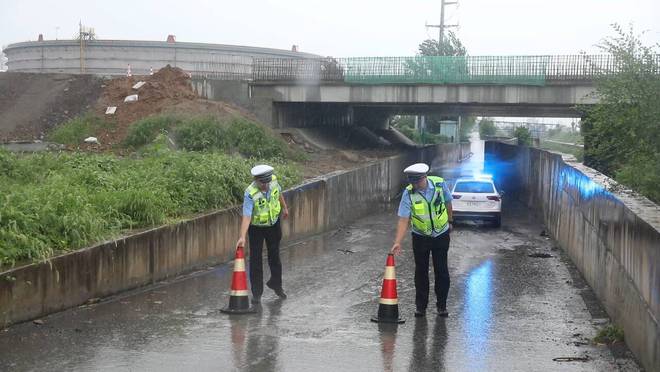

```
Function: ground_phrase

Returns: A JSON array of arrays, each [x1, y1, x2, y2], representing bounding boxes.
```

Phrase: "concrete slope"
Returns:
[[0, 72, 102, 141]]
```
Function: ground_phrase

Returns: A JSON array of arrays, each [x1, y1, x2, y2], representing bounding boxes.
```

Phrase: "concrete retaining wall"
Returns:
[[0, 143, 465, 328], [486, 141, 660, 371]]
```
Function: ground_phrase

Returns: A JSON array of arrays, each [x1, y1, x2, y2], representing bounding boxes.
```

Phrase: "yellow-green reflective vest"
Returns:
[[247, 176, 282, 226], [406, 176, 449, 236]]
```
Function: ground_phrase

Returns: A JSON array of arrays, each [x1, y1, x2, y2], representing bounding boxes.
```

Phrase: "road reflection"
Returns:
[[408, 317, 448, 372], [378, 323, 398, 372], [229, 316, 248, 369], [463, 260, 494, 369]]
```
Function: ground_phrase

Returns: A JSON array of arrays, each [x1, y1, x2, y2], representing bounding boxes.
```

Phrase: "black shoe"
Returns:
[[414, 308, 426, 317], [267, 281, 287, 299], [273, 288, 287, 299], [437, 307, 449, 317], [251, 296, 261, 304]]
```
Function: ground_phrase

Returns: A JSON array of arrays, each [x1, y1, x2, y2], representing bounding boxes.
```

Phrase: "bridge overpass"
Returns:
[[241, 55, 613, 128]]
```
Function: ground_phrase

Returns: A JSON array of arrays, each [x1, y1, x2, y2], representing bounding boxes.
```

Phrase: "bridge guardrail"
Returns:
[[251, 55, 660, 85]]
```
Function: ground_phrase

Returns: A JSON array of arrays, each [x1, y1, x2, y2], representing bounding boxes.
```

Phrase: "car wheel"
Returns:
[[493, 213, 501, 228]]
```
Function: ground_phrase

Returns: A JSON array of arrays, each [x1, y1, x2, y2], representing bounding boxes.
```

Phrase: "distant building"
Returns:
[[439, 120, 458, 142]]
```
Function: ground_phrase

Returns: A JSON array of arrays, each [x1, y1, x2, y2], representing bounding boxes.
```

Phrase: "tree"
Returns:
[[460, 116, 477, 141], [412, 31, 472, 142], [478, 118, 497, 139], [514, 127, 532, 146], [418, 31, 467, 57], [582, 24, 660, 203]]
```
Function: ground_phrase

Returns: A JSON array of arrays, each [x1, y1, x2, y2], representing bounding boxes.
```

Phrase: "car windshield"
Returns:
[[454, 181, 494, 193]]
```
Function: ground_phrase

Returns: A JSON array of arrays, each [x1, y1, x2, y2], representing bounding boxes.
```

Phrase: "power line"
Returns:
[[426, 0, 458, 48]]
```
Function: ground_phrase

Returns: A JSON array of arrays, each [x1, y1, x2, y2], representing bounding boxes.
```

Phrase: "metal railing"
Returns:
[[191, 55, 253, 80], [252, 55, 660, 85]]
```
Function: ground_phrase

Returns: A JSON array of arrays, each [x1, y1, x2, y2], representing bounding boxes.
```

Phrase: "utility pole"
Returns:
[[426, 0, 458, 52]]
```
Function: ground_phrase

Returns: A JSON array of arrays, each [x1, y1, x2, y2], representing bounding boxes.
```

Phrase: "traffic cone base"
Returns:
[[371, 307, 405, 323], [221, 246, 257, 314], [371, 254, 405, 324], [220, 297, 257, 314]]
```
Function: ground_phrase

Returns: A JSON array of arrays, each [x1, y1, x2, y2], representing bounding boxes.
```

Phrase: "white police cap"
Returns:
[[403, 163, 430, 176], [251, 164, 274, 178]]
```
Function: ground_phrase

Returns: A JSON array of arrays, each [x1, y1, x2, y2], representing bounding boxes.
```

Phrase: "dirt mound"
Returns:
[[0, 73, 103, 141], [86, 65, 251, 150]]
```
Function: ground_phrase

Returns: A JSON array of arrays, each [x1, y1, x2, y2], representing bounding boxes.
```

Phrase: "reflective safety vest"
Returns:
[[246, 176, 282, 226], [406, 176, 449, 236]]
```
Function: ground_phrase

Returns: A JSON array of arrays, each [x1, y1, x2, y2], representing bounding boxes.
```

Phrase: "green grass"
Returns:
[[123, 115, 304, 161], [594, 324, 624, 344], [0, 149, 301, 268], [47, 113, 111, 145], [546, 129, 583, 145], [540, 140, 584, 162], [123, 115, 179, 148]]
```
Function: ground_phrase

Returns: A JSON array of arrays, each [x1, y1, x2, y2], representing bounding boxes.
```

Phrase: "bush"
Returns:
[[479, 118, 497, 139], [174, 116, 229, 152], [0, 150, 301, 267], [225, 118, 289, 159], [514, 127, 532, 146], [616, 154, 660, 203], [124, 115, 299, 160], [48, 113, 110, 145], [123, 115, 179, 148]]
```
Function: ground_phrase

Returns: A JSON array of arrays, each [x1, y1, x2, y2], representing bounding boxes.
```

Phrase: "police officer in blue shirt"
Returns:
[[390, 163, 453, 317], [236, 165, 289, 304]]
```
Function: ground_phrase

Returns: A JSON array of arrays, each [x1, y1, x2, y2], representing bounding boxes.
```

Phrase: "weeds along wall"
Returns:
[[0, 143, 465, 328]]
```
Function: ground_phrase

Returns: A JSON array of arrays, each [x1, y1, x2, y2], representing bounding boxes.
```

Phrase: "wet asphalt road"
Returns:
[[0, 140, 640, 371], [0, 204, 639, 371]]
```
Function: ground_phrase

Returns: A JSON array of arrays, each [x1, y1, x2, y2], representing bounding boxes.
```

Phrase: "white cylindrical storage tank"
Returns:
[[4, 39, 318, 78]]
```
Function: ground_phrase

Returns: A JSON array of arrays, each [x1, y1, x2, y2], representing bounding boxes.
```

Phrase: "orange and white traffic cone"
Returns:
[[371, 254, 405, 323], [126, 64, 132, 77], [149, 67, 154, 75], [221, 246, 257, 314]]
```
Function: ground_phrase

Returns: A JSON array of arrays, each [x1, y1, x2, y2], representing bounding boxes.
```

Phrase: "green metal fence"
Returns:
[[341, 56, 547, 85], [251, 55, 659, 85]]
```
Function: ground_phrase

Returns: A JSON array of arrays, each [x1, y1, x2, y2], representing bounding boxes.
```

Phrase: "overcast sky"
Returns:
[[1, 0, 659, 56]]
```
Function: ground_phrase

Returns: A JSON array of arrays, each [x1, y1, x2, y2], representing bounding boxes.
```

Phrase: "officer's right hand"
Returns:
[[236, 237, 245, 248], [390, 243, 402, 256]]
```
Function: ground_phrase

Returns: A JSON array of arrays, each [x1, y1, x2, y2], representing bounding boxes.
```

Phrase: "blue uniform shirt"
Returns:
[[398, 178, 452, 236], [242, 184, 280, 223]]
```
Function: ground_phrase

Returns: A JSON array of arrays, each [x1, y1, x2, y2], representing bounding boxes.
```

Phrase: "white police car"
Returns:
[[451, 175, 502, 227]]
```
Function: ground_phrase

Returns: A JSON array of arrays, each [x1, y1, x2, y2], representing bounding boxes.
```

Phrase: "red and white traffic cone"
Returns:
[[126, 64, 132, 77], [221, 246, 257, 314], [371, 254, 405, 323]]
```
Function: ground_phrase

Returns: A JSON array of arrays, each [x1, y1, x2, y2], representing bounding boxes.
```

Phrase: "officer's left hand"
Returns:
[[282, 207, 289, 220]]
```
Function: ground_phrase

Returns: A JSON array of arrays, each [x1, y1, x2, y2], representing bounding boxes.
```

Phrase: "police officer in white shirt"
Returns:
[[236, 165, 289, 304], [390, 163, 453, 317]]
